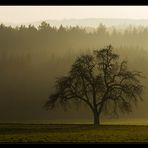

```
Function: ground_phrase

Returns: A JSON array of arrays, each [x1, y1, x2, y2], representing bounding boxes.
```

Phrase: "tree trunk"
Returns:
[[93, 111, 100, 127]]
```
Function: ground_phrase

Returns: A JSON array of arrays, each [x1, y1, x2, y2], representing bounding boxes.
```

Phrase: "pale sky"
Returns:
[[1, 6, 148, 23]]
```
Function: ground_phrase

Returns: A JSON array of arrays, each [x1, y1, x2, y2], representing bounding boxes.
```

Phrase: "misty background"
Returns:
[[0, 18, 148, 123]]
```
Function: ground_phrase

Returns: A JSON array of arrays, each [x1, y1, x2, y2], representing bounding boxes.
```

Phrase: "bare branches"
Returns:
[[46, 45, 144, 122]]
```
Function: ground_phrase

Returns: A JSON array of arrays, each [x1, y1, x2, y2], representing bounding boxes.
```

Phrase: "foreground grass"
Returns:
[[0, 124, 148, 143]]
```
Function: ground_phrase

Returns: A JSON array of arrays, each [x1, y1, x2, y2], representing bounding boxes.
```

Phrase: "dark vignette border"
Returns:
[[0, 0, 148, 146], [0, 0, 148, 5]]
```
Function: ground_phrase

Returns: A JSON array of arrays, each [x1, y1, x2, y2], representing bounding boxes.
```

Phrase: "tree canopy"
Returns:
[[45, 45, 144, 126]]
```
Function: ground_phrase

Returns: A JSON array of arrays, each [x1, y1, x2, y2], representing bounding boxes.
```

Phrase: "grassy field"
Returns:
[[1, 123, 148, 143]]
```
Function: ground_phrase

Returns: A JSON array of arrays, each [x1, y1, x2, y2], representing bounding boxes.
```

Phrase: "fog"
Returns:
[[0, 20, 148, 123]]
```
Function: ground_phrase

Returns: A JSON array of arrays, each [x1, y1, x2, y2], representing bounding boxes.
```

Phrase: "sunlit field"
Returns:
[[6, 118, 148, 125], [1, 119, 148, 143]]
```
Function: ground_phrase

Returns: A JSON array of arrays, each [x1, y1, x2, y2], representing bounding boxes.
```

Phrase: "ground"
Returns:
[[1, 123, 148, 143]]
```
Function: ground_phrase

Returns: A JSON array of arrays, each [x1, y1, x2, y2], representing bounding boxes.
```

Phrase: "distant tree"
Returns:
[[38, 21, 52, 32], [96, 23, 106, 35], [28, 24, 37, 32], [58, 25, 66, 32], [45, 45, 144, 127]]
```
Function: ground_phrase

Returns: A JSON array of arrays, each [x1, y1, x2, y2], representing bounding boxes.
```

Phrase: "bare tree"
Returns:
[[45, 45, 144, 127]]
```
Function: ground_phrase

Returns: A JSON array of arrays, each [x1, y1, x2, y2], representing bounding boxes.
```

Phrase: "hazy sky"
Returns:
[[1, 6, 148, 23]]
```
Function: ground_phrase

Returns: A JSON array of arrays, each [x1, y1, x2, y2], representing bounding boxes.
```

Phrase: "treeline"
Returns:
[[1, 21, 148, 66], [1, 21, 148, 59], [1, 22, 148, 53]]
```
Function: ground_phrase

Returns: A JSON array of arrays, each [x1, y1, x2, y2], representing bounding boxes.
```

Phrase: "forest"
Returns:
[[0, 21, 148, 122]]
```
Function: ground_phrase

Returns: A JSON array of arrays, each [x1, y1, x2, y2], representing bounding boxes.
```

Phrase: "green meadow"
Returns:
[[1, 119, 148, 143]]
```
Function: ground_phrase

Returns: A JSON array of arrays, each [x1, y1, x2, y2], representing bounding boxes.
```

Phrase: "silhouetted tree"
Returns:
[[45, 45, 144, 127]]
